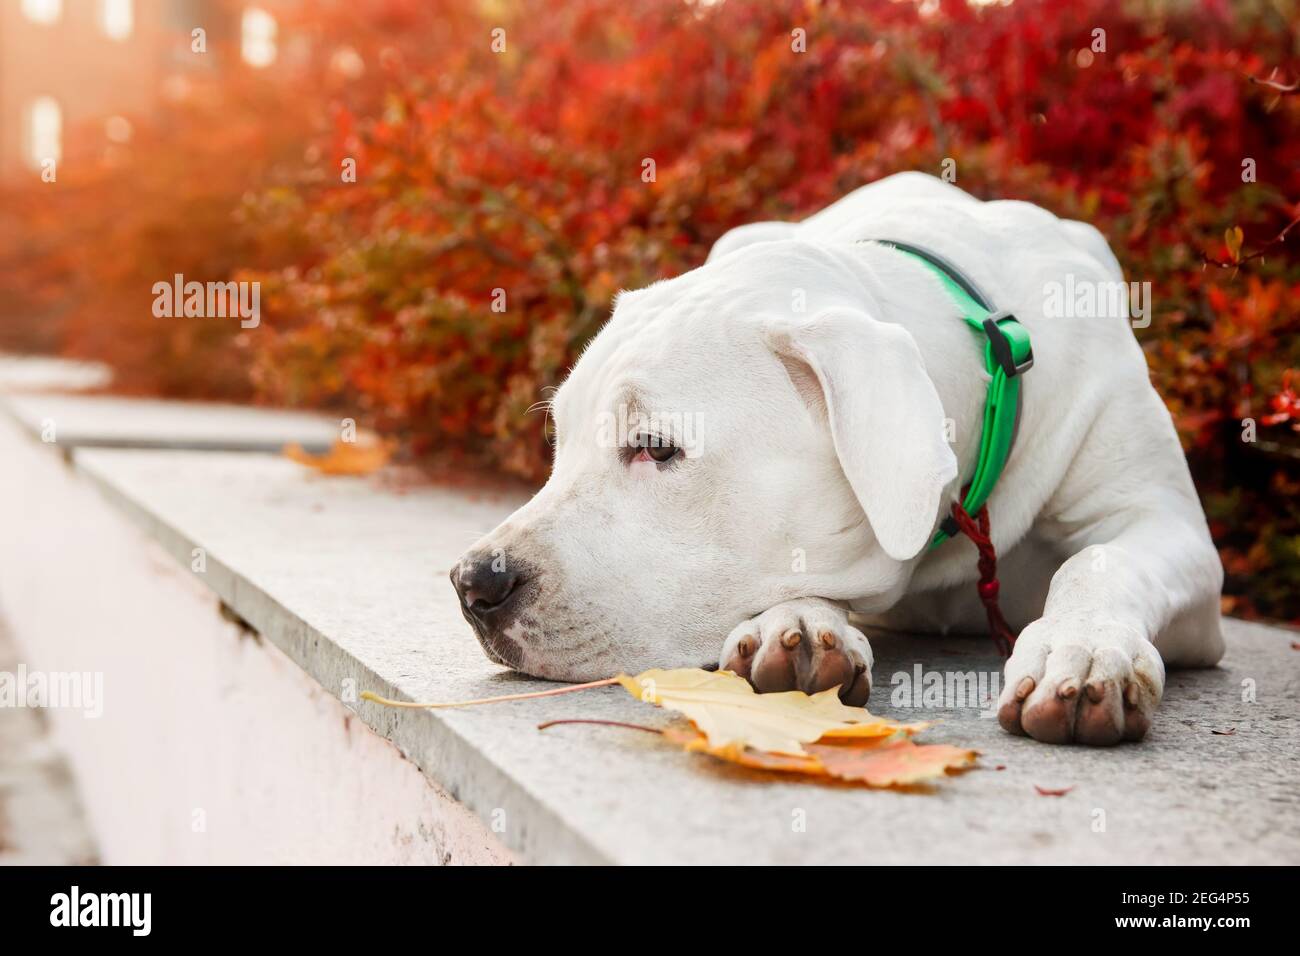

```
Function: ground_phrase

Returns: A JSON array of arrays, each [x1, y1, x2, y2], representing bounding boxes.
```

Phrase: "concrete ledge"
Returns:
[[63, 450, 1300, 864], [1, 369, 1296, 864], [0, 355, 112, 393], [2, 392, 340, 452]]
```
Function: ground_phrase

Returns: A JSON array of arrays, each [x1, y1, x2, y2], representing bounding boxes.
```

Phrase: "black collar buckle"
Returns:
[[982, 311, 1035, 378]]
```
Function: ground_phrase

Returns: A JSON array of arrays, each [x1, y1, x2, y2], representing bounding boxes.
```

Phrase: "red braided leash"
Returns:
[[947, 501, 1018, 656]]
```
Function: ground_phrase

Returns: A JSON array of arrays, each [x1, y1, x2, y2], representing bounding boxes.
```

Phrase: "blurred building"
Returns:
[[0, 0, 286, 180]]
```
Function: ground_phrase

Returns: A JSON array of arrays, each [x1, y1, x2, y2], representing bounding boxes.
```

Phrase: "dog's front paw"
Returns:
[[996, 618, 1165, 745], [718, 599, 873, 706]]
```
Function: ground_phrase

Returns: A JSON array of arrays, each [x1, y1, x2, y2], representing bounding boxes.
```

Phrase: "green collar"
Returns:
[[868, 240, 1034, 551]]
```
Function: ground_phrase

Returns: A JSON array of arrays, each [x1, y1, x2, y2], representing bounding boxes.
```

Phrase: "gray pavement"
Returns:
[[0, 618, 98, 866]]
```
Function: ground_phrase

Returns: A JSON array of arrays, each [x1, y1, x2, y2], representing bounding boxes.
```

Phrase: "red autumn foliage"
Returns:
[[1, 0, 1298, 619]]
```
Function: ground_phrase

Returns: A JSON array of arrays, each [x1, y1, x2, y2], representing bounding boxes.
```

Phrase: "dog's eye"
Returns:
[[629, 434, 682, 465]]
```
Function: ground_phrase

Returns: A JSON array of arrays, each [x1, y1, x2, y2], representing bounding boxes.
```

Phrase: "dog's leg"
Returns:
[[995, 511, 1224, 745], [718, 597, 874, 705]]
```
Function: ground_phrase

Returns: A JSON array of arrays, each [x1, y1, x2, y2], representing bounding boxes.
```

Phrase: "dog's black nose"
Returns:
[[451, 554, 523, 621]]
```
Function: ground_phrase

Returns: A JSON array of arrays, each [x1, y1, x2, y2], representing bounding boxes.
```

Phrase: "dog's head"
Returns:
[[451, 243, 957, 680]]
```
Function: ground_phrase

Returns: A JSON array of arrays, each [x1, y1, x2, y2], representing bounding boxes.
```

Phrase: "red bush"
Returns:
[[1, 0, 1298, 618]]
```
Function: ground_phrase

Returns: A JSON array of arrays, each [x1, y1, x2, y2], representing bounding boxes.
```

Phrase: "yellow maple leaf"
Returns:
[[361, 665, 977, 789], [616, 668, 925, 756]]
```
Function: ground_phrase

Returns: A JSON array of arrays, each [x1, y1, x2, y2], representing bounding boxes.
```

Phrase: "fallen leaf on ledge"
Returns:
[[616, 668, 926, 755], [1210, 727, 1236, 736], [365, 667, 977, 790], [284, 438, 393, 476], [621, 669, 974, 788]]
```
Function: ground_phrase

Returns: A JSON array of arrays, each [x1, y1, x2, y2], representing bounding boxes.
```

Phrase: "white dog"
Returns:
[[451, 172, 1224, 746]]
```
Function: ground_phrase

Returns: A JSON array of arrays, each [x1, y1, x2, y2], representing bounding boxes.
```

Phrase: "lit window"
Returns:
[[100, 0, 133, 40], [26, 97, 62, 170], [21, 0, 61, 24], [241, 8, 277, 68]]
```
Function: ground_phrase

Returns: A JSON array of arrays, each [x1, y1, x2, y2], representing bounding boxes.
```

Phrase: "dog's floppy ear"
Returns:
[[767, 307, 958, 561]]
